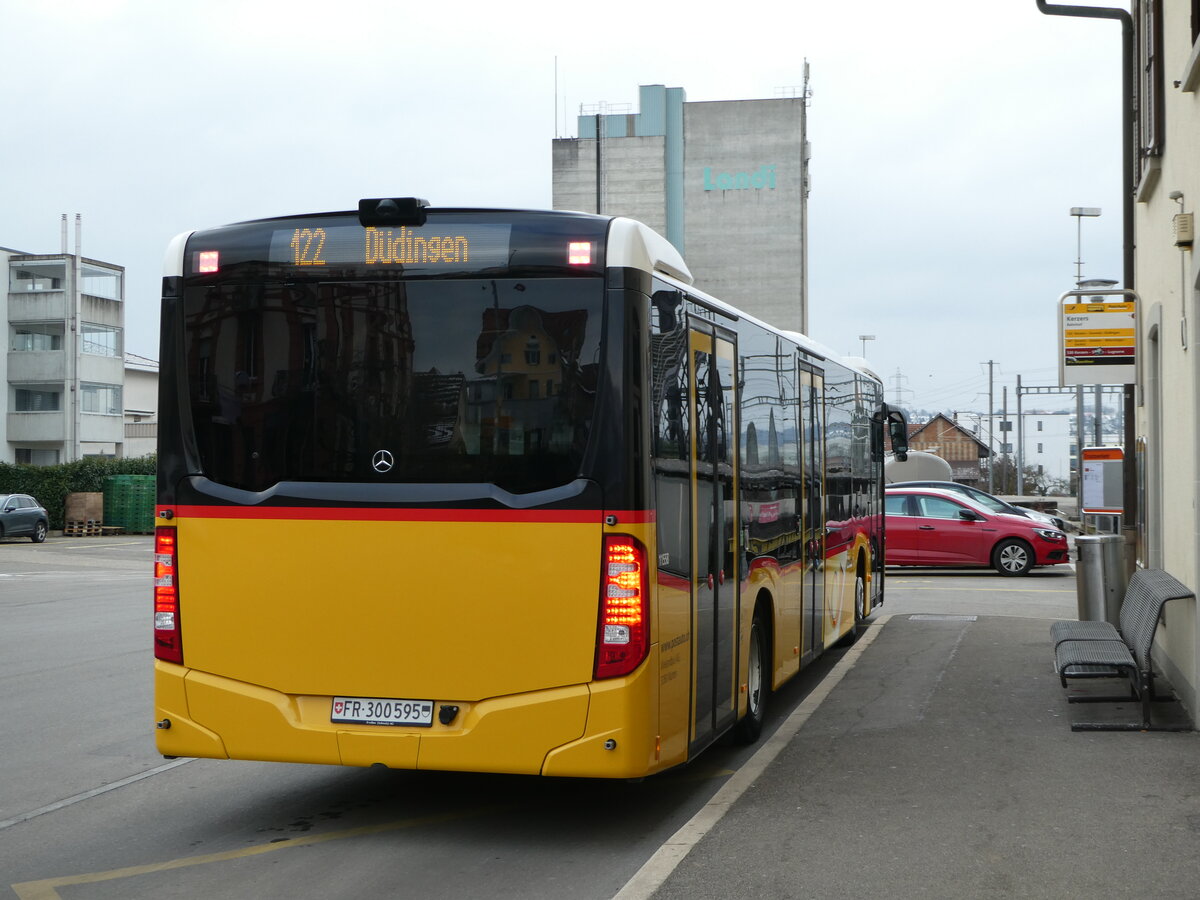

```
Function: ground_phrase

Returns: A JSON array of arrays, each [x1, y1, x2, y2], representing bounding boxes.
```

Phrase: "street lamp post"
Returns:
[[858, 334, 875, 357], [1070, 207, 1102, 284]]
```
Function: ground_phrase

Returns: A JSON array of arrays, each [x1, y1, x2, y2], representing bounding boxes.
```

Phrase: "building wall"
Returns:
[[552, 134, 669, 234], [123, 363, 158, 458], [1132, 1, 1200, 716], [684, 98, 805, 333], [907, 415, 987, 483], [552, 85, 807, 334], [552, 138, 598, 216], [1021, 413, 1075, 484], [0, 249, 10, 432], [4, 251, 126, 463]]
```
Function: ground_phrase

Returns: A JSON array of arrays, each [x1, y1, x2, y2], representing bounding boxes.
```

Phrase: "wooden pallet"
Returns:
[[63, 520, 102, 537]]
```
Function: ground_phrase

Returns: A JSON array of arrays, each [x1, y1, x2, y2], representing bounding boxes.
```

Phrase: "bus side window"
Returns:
[[651, 286, 690, 574]]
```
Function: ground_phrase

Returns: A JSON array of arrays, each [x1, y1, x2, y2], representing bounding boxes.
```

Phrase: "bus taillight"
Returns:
[[154, 525, 183, 664], [568, 241, 592, 265], [595, 535, 649, 679]]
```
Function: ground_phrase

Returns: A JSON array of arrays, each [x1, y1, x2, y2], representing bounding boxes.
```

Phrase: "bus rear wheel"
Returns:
[[733, 610, 768, 744], [837, 564, 867, 647]]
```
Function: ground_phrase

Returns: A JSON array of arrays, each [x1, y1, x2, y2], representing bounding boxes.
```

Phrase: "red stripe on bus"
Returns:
[[160, 505, 654, 525], [656, 571, 692, 591]]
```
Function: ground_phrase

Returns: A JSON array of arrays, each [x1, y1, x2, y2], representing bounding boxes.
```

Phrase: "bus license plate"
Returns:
[[331, 696, 434, 727]]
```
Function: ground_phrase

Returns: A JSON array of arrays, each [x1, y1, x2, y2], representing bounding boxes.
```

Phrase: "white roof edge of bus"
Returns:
[[606, 217, 693, 284], [778, 329, 844, 363], [841, 354, 884, 382], [648, 268, 857, 371], [163, 231, 193, 278]]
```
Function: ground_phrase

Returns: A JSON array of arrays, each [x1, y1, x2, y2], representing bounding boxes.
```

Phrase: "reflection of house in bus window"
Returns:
[[466, 305, 588, 456]]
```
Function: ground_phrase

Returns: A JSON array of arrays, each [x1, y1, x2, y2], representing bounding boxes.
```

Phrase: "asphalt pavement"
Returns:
[[623, 573, 1200, 900]]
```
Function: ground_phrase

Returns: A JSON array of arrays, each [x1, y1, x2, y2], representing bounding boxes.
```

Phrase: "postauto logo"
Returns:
[[702, 164, 778, 191]]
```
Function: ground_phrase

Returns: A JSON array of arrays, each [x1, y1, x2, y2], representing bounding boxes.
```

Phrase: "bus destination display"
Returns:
[[267, 223, 513, 270]]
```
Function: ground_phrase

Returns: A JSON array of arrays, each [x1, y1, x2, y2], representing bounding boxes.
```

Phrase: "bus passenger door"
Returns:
[[689, 326, 740, 749], [801, 370, 825, 661]]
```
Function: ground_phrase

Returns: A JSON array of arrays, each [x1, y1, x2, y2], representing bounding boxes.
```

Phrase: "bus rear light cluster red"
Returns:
[[568, 241, 592, 265], [154, 525, 183, 664], [595, 536, 648, 679]]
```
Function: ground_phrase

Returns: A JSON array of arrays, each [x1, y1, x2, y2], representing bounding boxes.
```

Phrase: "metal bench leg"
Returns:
[[1072, 721, 1193, 732], [1067, 685, 1138, 704], [1070, 671, 1193, 732]]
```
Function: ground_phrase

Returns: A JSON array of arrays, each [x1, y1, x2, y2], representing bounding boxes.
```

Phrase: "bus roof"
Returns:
[[163, 204, 873, 384], [164, 205, 694, 284], [839, 354, 885, 383], [606, 217, 692, 284]]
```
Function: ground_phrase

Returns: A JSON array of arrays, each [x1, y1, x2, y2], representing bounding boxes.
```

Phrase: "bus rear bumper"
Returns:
[[155, 661, 664, 776]]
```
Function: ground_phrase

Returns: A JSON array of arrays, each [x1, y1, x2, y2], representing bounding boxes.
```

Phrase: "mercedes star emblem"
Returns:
[[372, 449, 395, 473]]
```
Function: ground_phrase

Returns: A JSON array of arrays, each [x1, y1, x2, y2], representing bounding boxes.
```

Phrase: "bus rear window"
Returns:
[[182, 277, 603, 494]]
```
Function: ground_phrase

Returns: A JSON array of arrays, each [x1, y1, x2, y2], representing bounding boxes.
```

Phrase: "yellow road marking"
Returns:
[[11, 807, 501, 900]]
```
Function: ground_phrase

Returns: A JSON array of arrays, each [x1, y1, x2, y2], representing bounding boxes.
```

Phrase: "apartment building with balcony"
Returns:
[[2, 244, 126, 463]]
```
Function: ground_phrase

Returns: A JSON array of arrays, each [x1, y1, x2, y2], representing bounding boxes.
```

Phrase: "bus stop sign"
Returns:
[[1059, 289, 1138, 387], [1081, 446, 1124, 516]]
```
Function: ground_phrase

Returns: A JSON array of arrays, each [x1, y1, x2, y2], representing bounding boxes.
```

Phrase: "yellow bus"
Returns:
[[153, 199, 907, 778]]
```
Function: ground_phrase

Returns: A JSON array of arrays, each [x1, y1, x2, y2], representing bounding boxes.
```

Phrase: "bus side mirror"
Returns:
[[889, 417, 908, 462], [880, 404, 909, 462]]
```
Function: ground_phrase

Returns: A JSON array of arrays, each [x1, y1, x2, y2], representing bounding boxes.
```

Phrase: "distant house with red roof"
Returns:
[[905, 414, 991, 485]]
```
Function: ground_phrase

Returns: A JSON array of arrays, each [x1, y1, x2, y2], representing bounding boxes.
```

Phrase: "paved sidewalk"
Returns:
[[650, 614, 1200, 899]]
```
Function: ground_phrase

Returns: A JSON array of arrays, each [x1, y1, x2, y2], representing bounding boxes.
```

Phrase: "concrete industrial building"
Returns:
[[2, 225, 129, 463], [552, 83, 810, 333]]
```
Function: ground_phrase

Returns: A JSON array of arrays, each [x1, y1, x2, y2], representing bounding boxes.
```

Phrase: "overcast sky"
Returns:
[[2, 0, 1126, 415]]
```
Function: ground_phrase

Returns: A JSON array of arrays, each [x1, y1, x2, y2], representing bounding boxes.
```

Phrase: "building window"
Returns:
[[81, 324, 122, 357], [10, 263, 64, 292], [80, 264, 122, 301], [15, 388, 62, 411], [1036, 420, 1043, 432], [1037, 443, 1044, 454], [12, 327, 63, 351], [81, 383, 122, 415], [524, 338, 541, 366], [16, 448, 59, 465], [1136, 0, 1165, 182]]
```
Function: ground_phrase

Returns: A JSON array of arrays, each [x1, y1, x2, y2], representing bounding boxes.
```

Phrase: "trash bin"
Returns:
[[1074, 534, 1127, 623]]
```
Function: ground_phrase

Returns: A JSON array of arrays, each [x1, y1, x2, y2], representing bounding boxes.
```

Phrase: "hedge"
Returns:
[[0, 456, 157, 530]]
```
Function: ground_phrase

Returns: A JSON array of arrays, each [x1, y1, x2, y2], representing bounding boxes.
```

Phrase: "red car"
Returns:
[[884, 487, 1069, 576]]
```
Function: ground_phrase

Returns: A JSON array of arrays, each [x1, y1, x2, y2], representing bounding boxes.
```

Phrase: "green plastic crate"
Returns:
[[103, 475, 156, 533]]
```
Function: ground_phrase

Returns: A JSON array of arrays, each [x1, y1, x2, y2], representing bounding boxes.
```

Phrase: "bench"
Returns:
[[1051, 568, 1194, 732]]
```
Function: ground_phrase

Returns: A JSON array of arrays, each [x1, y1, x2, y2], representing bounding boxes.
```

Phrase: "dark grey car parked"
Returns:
[[0, 493, 49, 542]]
